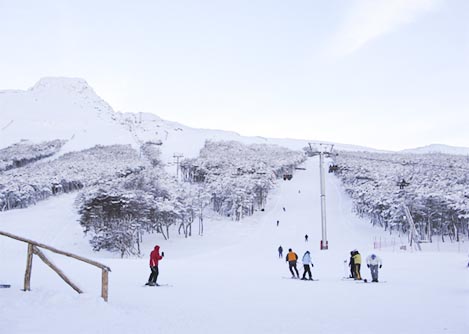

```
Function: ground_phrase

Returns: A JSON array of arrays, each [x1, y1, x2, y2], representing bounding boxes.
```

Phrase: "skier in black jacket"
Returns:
[[348, 251, 355, 279], [278, 245, 283, 258]]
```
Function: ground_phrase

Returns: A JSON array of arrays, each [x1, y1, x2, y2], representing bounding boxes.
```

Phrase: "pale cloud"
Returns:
[[327, 0, 441, 57]]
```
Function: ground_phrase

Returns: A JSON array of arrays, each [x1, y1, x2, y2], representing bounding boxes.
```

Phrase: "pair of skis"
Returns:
[[342, 277, 387, 283], [360, 279, 386, 283], [282, 277, 318, 281], [143, 283, 172, 287]]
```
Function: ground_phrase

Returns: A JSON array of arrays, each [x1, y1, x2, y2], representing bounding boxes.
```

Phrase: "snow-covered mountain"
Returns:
[[0, 77, 280, 160], [0, 77, 387, 165], [0, 77, 137, 154], [2, 77, 468, 166], [400, 143, 469, 155]]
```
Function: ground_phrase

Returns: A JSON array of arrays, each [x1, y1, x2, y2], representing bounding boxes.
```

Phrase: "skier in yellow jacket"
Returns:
[[285, 248, 299, 278], [352, 250, 362, 280]]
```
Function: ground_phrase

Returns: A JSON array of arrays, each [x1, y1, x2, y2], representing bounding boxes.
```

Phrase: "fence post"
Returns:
[[24, 243, 34, 291], [101, 269, 109, 302]]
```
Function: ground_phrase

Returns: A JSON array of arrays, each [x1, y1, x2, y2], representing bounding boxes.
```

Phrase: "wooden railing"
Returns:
[[0, 230, 111, 301]]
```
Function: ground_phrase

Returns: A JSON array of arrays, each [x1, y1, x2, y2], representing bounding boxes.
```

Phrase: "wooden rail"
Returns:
[[0, 230, 111, 301]]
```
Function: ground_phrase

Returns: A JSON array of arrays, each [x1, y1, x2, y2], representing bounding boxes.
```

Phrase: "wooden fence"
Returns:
[[0, 230, 111, 301]]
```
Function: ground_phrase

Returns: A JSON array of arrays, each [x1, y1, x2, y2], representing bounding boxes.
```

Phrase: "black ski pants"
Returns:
[[349, 260, 355, 278], [148, 266, 159, 284], [289, 261, 299, 277], [302, 264, 312, 279]]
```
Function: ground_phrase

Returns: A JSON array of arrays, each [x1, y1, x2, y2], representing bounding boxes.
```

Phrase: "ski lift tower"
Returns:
[[173, 153, 184, 181], [308, 143, 335, 250]]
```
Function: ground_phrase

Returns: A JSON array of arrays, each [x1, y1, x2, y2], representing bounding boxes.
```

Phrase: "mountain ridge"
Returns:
[[1, 77, 467, 159], [399, 143, 469, 155]]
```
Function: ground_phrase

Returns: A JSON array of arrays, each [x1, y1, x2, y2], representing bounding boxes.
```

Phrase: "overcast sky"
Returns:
[[1, 0, 468, 151]]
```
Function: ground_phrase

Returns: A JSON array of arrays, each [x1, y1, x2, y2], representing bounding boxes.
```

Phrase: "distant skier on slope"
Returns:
[[278, 245, 283, 258], [286, 248, 299, 278], [146, 245, 164, 286], [366, 254, 383, 282], [352, 250, 362, 280], [301, 251, 314, 280], [305, 234, 309, 242]]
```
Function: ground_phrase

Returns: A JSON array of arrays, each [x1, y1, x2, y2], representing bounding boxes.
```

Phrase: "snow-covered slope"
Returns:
[[0, 158, 467, 334], [1, 78, 468, 334]]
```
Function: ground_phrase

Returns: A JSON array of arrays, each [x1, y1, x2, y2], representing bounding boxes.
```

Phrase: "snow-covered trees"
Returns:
[[78, 189, 155, 257], [331, 151, 469, 242], [0, 144, 143, 211], [74, 144, 211, 255], [180, 140, 306, 220], [140, 141, 162, 167], [0, 139, 65, 172], [2, 138, 306, 255]]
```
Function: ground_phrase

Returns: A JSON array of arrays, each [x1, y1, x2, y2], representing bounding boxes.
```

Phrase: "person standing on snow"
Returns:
[[286, 248, 299, 278], [348, 250, 355, 279], [366, 254, 383, 282], [278, 245, 283, 258], [352, 250, 362, 280], [146, 245, 164, 286], [305, 234, 309, 242], [301, 251, 314, 280]]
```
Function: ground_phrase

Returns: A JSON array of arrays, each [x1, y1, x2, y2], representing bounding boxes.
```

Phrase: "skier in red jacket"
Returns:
[[146, 245, 164, 286]]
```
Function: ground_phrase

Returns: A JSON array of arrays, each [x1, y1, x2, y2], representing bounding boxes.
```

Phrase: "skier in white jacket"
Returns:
[[301, 251, 314, 280], [366, 254, 383, 282]]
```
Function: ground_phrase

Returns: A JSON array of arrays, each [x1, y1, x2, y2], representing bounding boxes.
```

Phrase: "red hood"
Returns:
[[154, 246, 160, 251]]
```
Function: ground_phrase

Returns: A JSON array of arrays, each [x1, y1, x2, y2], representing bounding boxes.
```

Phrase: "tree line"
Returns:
[[331, 150, 469, 243], [181, 140, 306, 220]]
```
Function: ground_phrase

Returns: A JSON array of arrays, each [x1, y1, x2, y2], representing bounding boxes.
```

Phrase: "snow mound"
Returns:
[[29, 77, 94, 96]]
